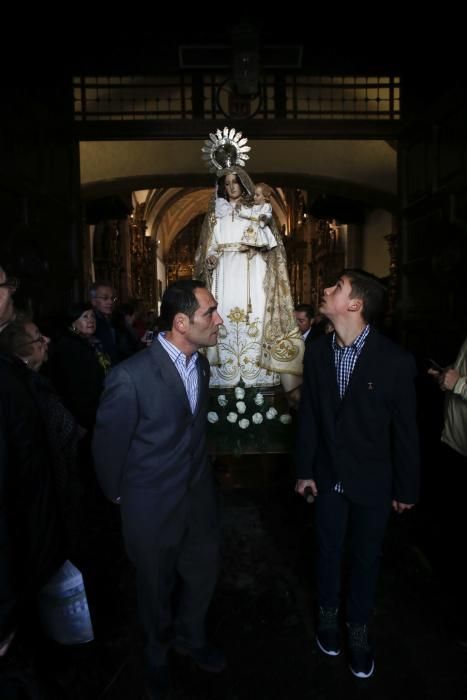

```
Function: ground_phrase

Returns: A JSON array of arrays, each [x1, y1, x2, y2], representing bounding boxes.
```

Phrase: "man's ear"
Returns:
[[174, 313, 187, 332]]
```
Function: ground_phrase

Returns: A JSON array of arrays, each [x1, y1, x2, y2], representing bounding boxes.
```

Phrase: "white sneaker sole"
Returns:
[[316, 635, 341, 656], [349, 659, 375, 678]]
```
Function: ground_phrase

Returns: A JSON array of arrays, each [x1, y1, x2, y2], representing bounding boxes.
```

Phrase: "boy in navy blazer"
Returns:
[[296, 269, 419, 679]]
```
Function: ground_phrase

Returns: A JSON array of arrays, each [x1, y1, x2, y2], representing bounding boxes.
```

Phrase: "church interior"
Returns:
[[1, 17, 466, 699]]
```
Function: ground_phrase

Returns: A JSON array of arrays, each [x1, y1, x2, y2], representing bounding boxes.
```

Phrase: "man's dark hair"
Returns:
[[342, 268, 386, 323], [159, 280, 206, 330], [294, 303, 314, 319], [89, 281, 114, 300]]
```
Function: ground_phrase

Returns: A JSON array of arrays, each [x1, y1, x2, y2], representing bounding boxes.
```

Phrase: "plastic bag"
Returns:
[[37, 560, 94, 645]]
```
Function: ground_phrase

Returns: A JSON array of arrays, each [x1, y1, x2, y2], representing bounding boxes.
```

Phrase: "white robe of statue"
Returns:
[[207, 198, 278, 388]]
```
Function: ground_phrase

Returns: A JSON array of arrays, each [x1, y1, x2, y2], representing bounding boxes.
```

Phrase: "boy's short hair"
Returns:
[[342, 268, 386, 324]]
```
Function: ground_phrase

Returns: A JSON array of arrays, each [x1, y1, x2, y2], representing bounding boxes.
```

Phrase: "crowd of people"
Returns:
[[1, 161, 466, 697], [0, 268, 158, 691]]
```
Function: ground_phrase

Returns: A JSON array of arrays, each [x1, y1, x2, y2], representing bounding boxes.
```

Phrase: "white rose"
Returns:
[[227, 412, 238, 423], [234, 387, 245, 400], [238, 418, 250, 429], [217, 394, 228, 407], [254, 393, 264, 406], [207, 412, 219, 424], [266, 407, 278, 420], [252, 412, 263, 424], [236, 401, 247, 414], [279, 413, 292, 424]]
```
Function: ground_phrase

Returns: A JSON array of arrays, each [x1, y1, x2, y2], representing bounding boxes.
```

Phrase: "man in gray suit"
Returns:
[[93, 280, 224, 700]]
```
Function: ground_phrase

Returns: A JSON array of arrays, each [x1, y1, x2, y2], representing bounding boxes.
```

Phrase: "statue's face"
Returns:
[[225, 173, 242, 202]]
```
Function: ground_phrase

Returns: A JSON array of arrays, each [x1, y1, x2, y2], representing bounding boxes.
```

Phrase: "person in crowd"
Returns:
[[0, 266, 19, 333], [294, 304, 328, 346], [428, 337, 467, 645], [47, 302, 110, 434], [296, 269, 420, 679], [93, 280, 224, 700], [294, 304, 314, 345], [112, 301, 145, 360], [0, 319, 83, 547], [89, 282, 119, 363], [0, 322, 68, 659], [195, 131, 302, 397]]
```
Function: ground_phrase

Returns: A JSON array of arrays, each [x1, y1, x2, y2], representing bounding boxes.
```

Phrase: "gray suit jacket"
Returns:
[[92, 341, 213, 547]]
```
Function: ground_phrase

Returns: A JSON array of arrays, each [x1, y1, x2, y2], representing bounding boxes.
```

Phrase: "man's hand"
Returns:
[[429, 367, 460, 392], [427, 368, 440, 378], [439, 368, 460, 391], [392, 501, 414, 514], [285, 386, 301, 410], [295, 479, 318, 498]]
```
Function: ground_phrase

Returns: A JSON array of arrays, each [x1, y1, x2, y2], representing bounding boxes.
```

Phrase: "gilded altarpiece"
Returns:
[[309, 220, 345, 312], [282, 189, 309, 304], [129, 204, 156, 307], [93, 219, 126, 299], [167, 215, 204, 285]]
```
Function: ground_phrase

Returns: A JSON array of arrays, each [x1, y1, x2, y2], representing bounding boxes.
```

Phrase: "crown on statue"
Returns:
[[201, 126, 251, 174]]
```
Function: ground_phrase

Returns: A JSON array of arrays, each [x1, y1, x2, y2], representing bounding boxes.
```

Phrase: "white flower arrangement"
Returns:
[[207, 383, 294, 453]]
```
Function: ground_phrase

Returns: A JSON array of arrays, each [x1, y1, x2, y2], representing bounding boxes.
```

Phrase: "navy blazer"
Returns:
[[93, 341, 213, 547], [296, 328, 420, 505]]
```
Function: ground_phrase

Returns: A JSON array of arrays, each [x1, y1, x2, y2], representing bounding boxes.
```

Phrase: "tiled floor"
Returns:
[[1, 459, 466, 699]]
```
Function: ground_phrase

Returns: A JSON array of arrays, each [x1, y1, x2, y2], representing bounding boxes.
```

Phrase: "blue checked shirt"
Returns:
[[158, 333, 199, 414], [331, 324, 370, 493]]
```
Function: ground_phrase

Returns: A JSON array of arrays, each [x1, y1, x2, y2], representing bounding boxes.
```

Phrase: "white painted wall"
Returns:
[[362, 209, 392, 278]]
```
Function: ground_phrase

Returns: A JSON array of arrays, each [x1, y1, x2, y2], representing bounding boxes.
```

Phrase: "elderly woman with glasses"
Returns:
[[0, 319, 77, 656], [0, 266, 19, 333], [47, 302, 111, 434], [0, 319, 84, 516]]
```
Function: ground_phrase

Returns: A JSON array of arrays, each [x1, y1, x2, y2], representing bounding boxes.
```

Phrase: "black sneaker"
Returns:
[[316, 606, 341, 656], [347, 623, 375, 678]]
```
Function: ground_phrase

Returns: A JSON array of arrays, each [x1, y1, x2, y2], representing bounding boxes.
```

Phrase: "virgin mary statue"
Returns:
[[195, 127, 303, 395]]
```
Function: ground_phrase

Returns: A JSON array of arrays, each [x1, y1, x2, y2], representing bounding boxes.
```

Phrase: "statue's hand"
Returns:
[[206, 255, 218, 270], [247, 248, 257, 260]]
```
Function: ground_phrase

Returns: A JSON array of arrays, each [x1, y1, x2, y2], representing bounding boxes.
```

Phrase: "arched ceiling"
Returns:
[[134, 186, 289, 256], [146, 188, 212, 256], [80, 139, 397, 196], [81, 139, 397, 255]]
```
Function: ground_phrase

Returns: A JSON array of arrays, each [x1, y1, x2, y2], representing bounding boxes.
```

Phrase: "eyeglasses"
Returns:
[[95, 295, 117, 302], [18, 334, 48, 348], [0, 277, 20, 290]]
